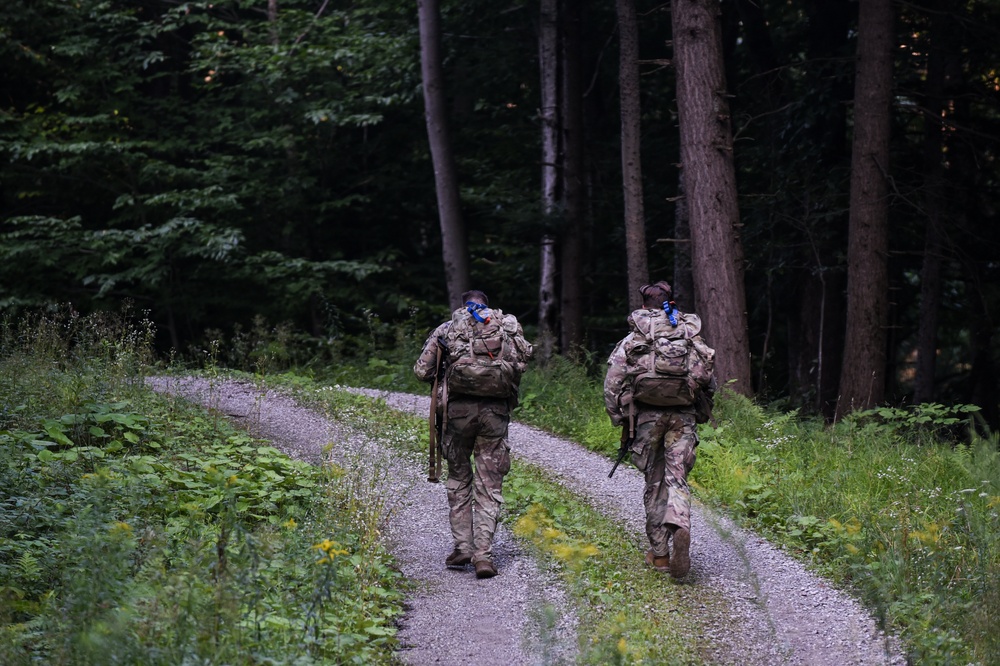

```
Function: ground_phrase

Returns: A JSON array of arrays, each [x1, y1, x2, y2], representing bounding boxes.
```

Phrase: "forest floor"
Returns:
[[149, 377, 908, 666]]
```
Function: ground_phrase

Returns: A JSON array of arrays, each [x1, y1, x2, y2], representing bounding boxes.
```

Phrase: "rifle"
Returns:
[[427, 337, 446, 483], [609, 409, 635, 479], [608, 434, 634, 478]]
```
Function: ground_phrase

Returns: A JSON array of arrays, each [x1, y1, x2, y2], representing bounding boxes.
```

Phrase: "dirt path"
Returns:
[[150, 377, 906, 665]]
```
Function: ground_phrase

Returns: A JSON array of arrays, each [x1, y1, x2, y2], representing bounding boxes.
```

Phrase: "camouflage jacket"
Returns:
[[413, 305, 533, 391], [603, 308, 714, 427]]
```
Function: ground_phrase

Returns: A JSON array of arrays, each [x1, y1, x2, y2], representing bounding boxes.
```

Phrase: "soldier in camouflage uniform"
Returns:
[[414, 289, 533, 579], [603, 281, 715, 579]]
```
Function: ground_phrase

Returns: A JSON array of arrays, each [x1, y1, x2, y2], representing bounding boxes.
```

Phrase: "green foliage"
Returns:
[[692, 395, 1000, 664], [506, 475, 702, 666], [516, 356, 614, 451], [0, 309, 404, 664]]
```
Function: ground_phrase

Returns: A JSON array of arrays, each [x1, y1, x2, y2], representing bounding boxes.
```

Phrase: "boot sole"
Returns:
[[670, 528, 690, 579]]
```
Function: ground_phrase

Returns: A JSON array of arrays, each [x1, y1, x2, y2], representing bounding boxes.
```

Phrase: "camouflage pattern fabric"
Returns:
[[441, 396, 512, 563], [629, 409, 698, 556], [413, 306, 533, 398], [414, 305, 532, 565], [604, 306, 712, 558]]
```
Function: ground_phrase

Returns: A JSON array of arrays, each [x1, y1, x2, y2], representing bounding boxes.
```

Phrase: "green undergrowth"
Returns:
[[504, 464, 711, 666], [517, 361, 1000, 664], [310, 352, 1000, 664], [691, 394, 999, 665], [0, 308, 403, 665]]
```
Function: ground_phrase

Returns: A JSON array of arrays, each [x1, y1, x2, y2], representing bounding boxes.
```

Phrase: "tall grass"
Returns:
[[692, 394, 999, 664], [0, 307, 404, 664]]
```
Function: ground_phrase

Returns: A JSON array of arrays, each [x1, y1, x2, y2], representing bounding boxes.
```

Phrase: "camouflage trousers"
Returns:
[[442, 397, 512, 564], [628, 409, 698, 558]]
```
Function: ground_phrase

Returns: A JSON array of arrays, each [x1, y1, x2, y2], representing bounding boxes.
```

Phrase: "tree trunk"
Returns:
[[671, 0, 753, 396], [268, 0, 279, 46], [559, 0, 585, 354], [537, 0, 560, 360], [537, 234, 559, 364], [539, 0, 560, 218], [671, 170, 695, 312], [417, 0, 470, 309], [617, 0, 648, 311], [836, 0, 893, 418]]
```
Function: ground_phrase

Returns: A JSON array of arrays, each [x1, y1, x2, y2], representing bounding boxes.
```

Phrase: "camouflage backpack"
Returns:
[[623, 309, 714, 408], [444, 305, 524, 399]]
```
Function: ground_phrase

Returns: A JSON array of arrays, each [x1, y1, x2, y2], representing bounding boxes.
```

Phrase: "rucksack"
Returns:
[[444, 307, 523, 399], [623, 310, 714, 408]]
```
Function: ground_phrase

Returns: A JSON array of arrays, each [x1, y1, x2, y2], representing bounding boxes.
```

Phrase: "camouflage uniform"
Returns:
[[604, 308, 713, 560], [414, 306, 532, 566]]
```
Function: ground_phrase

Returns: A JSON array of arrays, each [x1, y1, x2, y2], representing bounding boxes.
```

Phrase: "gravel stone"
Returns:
[[149, 377, 907, 666]]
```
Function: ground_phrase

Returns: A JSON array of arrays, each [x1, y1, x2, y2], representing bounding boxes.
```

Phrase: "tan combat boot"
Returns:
[[445, 548, 472, 568], [474, 559, 497, 579], [645, 549, 670, 572]]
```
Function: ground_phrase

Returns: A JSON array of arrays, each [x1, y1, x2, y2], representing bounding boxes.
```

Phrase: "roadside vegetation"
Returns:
[[274, 372, 708, 665], [0, 308, 403, 665]]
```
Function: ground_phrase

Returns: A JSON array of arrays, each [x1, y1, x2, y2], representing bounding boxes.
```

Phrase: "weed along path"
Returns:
[[151, 377, 906, 666]]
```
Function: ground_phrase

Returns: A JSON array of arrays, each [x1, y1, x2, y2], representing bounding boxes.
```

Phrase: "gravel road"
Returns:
[[149, 377, 907, 666]]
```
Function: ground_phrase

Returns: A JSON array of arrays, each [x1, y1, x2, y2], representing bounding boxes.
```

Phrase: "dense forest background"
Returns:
[[2, 0, 998, 426]]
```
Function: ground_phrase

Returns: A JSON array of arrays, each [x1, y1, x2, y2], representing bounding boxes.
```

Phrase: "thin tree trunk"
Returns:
[[836, 0, 893, 418], [538, 0, 560, 360], [417, 0, 470, 309], [559, 0, 584, 354], [540, 0, 560, 218], [268, 0, 279, 46], [617, 0, 648, 311], [537, 234, 558, 364], [671, 0, 753, 396]]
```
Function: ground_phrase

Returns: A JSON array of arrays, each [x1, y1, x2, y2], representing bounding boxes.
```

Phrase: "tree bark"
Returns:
[[417, 0, 470, 309], [537, 234, 559, 364], [672, 170, 695, 312], [539, 0, 560, 218], [671, 0, 753, 396], [836, 0, 893, 418], [559, 0, 585, 355], [537, 0, 560, 360], [268, 0, 279, 46], [617, 0, 648, 311]]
